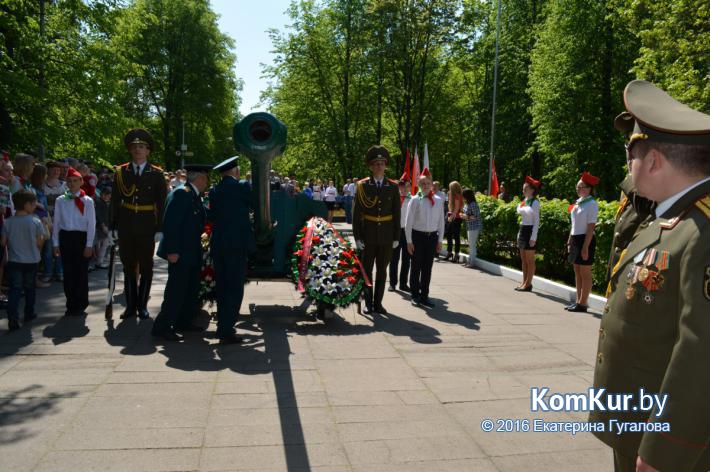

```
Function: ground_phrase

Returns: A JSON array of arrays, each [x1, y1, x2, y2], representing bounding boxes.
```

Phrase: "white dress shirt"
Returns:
[[654, 176, 710, 218], [52, 192, 96, 247], [516, 199, 540, 241], [399, 195, 411, 227], [405, 194, 445, 244], [570, 198, 598, 235]]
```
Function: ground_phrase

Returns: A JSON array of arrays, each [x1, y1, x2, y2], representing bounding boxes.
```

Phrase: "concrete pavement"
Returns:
[[0, 234, 611, 471]]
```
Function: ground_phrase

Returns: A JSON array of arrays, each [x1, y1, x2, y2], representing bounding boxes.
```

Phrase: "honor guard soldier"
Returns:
[[352, 145, 400, 315], [111, 129, 167, 319], [152, 164, 211, 341], [207, 156, 254, 345], [590, 80, 710, 472]]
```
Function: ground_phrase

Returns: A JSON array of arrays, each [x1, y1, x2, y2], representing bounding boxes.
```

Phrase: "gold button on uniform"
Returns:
[[597, 353, 603, 364]]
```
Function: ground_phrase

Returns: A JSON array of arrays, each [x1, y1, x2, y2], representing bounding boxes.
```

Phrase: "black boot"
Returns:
[[120, 276, 137, 319], [137, 276, 152, 319], [362, 286, 374, 314]]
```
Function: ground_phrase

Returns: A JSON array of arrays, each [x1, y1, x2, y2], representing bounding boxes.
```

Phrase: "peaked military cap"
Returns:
[[622, 80, 710, 149], [184, 164, 212, 174], [124, 128, 155, 151], [213, 156, 239, 173], [365, 145, 390, 165]]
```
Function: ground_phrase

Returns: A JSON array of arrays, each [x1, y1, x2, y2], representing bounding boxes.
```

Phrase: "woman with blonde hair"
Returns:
[[445, 180, 464, 262]]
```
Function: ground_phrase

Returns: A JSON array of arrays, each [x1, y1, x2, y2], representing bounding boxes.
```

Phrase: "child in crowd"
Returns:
[[93, 186, 112, 269], [31, 164, 52, 287], [76, 163, 96, 198], [52, 167, 95, 317], [41, 161, 66, 283], [461, 188, 482, 268], [1, 190, 48, 331]]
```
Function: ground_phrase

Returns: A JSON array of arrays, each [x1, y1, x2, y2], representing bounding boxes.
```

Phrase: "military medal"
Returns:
[[625, 285, 636, 300], [638, 267, 649, 282], [643, 293, 654, 304], [657, 250, 670, 271]]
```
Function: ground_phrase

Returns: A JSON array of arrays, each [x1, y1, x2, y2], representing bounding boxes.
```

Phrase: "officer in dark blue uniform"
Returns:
[[207, 156, 254, 344], [151, 164, 211, 341]]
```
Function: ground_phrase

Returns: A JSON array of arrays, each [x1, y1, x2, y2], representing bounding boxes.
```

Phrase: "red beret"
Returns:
[[581, 171, 600, 186], [524, 176, 540, 188], [66, 167, 82, 179]]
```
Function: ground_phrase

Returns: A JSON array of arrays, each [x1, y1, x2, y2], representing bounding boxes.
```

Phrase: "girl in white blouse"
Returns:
[[565, 172, 599, 312], [515, 176, 540, 292]]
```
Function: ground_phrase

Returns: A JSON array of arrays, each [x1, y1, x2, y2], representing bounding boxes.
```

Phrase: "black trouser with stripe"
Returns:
[[59, 230, 89, 314], [410, 230, 438, 301], [361, 242, 393, 308]]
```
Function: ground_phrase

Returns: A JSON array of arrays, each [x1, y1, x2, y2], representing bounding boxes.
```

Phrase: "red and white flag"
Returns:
[[411, 146, 420, 194]]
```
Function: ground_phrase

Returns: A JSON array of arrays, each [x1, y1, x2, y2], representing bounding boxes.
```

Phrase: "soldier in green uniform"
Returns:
[[605, 113, 656, 289], [111, 129, 167, 320], [352, 145, 400, 315], [590, 80, 710, 472], [152, 164, 210, 341]]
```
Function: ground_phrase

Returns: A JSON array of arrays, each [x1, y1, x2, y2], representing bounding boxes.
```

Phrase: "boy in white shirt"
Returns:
[[405, 174, 445, 308]]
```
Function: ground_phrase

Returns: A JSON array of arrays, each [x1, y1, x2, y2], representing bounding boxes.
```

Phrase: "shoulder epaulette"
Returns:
[[117, 162, 130, 168], [150, 164, 164, 172], [387, 178, 398, 185], [694, 194, 710, 220], [358, 177, 369, 184]]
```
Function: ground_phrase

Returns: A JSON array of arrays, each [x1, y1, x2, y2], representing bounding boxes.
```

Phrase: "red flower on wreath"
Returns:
[[352, 267, 359, 274], [203, 222, 213, 235], [338, 260, 348, 267], [347, 276, 356, 284], [336, 270, 345, 277], [294, 249, 304, 257]]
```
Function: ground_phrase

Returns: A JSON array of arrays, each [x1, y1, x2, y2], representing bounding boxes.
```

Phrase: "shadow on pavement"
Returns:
[[42, 315, 90, 345], [424, 297, 481, 331], [0, 385, 79, 445]]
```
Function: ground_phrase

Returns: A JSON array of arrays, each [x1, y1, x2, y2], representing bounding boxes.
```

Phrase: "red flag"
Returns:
[[411, 146, 420, 194], [490, 159, 500, 198], [400, 149, 411, 182]]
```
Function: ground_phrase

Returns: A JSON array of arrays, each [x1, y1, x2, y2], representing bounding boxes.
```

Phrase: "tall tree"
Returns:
[[113, 0, 239, 168]]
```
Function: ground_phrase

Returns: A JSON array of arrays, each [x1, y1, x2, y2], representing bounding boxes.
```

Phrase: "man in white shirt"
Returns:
[[405, 174, 445, 308]]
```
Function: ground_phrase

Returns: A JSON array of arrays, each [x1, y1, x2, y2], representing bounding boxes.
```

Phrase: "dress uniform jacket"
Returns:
[[606, 175, 656, 284], [153, 183, 206, 334], [157, 184, 205, 267], [590, 180, 710, 471], [352, 177, 400, 245], [111, 162, 167, 237], [207, 176, 254, 256]]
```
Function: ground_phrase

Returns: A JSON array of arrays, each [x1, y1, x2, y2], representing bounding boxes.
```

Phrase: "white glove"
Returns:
[[392, 241, 399, 249], [154, 232, 163, 243], [355, 240, 365, 251]]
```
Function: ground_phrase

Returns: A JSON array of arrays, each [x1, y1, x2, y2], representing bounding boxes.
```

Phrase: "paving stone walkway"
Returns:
[[1, 231, 611, 471]]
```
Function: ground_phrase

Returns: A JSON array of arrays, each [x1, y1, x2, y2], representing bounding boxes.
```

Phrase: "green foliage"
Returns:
[[0, 0, 240, 167], [475, 195, 619, 293]]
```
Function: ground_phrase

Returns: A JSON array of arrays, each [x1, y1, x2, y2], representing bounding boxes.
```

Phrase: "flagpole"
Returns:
[[488, 0, 502, 195]]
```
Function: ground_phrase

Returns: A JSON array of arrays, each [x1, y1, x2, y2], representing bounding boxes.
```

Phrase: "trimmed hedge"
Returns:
[[473, 195, 619, 293]]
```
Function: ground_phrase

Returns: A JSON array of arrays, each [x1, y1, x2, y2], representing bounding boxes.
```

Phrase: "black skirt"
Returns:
[[517, 225, 535, 250], [325, 201, 336, 210], [569, 234, 596, 265]]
